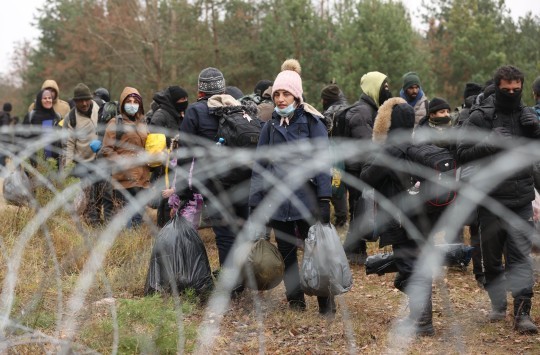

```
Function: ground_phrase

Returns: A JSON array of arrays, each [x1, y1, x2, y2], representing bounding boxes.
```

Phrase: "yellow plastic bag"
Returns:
[[145, 133, 167, 167]]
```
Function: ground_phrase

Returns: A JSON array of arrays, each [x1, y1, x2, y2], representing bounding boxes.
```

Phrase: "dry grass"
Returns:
[[1, 197, 540, 354]]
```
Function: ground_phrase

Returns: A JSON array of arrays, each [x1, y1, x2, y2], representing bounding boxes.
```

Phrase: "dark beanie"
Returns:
[[225, 86, 244, 99], [533, 76, 540, 95], [321, 84, 341, 102], [254, 80, 273, 96], [72, 83, 93, 100], [2, 102, 12, 112], [198, 67, 225, 94], [390, 103, 415, 131], [168, 85, 188, 102], [402, 72, 421, 90], [463, 82, 483, 99], [428, 97, 451, 114]]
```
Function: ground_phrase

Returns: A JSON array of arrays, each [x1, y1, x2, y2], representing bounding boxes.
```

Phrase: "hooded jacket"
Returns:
[[101, 87, 150, 189], [28, 80, 71, 119], [148, 89, 182, 141], [343, 72, 387, 173], [360, 97, 416, 247], [457, 95, 540, 208]]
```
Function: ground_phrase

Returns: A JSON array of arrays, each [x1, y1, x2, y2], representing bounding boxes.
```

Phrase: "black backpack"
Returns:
[[408, 144, 457, 207], [210, 105, 262, 184], [331, 103, 358, 137], [212, 105, 262, 148]]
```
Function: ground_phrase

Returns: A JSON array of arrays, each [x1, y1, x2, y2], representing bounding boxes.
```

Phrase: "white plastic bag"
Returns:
[[3, 168, 33, 206], [300, 223, 353, 296]]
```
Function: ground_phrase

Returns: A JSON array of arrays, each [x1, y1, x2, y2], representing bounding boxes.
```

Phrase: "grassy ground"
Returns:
[[1, 179, 540, 353]]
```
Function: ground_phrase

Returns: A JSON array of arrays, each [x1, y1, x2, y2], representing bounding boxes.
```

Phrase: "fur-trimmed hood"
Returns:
[[372, 97, 414, 144]]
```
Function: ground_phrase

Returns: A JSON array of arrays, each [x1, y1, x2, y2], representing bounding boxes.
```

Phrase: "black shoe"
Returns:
[[515, 315, 538, 334], [514, 299, 538, 334], [318, 296, 336, 318], [475, 274, 486, 289], [289, 299, 306, 311]]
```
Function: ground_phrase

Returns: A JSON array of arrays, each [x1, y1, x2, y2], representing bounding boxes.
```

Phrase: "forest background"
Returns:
[[0, 0, 539, 117]]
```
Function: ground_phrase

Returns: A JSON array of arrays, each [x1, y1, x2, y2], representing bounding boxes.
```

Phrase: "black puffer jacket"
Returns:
[[458, 95, 540, 208], [360, 97, 416, 247], [149, 89, 181, 142], [343, 94, 378, 173]]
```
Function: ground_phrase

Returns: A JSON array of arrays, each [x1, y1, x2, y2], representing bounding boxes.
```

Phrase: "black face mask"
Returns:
[[174, 101, 189, 113], [429, 115, 451, 125], [378, 86, 393, 107], [495, 86, 522, 112]]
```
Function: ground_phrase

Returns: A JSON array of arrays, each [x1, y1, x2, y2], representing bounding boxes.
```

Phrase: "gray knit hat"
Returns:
[[198, 67, 226, 94]]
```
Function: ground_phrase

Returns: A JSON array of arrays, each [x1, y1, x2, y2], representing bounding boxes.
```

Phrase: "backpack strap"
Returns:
[[68, 109, 77, 128], [28, 110, 35, 124], [115, 115, 124, 145]]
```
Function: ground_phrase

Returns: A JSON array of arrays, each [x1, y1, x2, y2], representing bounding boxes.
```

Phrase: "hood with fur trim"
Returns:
[[372, 97, 414, 143]]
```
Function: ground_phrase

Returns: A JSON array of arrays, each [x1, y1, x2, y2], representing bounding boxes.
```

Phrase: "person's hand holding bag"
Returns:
[[318, 198, 331, 224]]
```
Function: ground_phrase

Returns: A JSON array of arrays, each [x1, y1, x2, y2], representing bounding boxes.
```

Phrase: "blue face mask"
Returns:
[[274, 103, 295, 117], [124, 103, 139, 116]]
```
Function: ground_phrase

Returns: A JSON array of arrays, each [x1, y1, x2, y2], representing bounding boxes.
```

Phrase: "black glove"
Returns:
[[520, 110, 538, 127], [318, 198, 331, 224]]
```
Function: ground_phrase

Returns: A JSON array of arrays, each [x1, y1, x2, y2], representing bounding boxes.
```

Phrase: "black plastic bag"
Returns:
[[437, 243, 474, 269], [3, 168, 33, 206], [365, 253, 398, 276], [300, 223, 353, 296], [144, 215, 214, 296], [243, 239, 284, 291], [365, 243, 475, 276]]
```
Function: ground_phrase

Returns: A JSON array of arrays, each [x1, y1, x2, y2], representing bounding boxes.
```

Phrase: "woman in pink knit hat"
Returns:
[[249, 59, 336, 316]]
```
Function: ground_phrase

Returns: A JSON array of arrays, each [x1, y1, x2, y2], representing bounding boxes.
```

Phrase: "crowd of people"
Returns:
[[2, 61, 540, 337]]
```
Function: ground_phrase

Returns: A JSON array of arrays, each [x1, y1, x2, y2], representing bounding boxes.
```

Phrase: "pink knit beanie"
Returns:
[[272, 59, 303, 102]]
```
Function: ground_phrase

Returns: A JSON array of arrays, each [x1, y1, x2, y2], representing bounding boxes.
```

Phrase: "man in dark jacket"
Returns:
[[178, 67, 248, 295], [341, 71, 392, 265], [321, 84, 348, 227], [149, 86, 189, 143], [458, 65, 540, 334], [149, 86, 189, 227]]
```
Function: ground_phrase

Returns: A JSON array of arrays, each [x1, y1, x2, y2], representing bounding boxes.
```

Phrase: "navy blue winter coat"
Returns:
[[249, 106, 332, 222]]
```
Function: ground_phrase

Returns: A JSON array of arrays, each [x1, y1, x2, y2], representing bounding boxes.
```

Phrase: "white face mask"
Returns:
[[124, 103, 139, 116], [274, 103, 295, 117]]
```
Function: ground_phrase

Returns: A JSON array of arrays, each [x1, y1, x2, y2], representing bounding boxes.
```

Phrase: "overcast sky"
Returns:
[[1, 0, 539, 76]]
